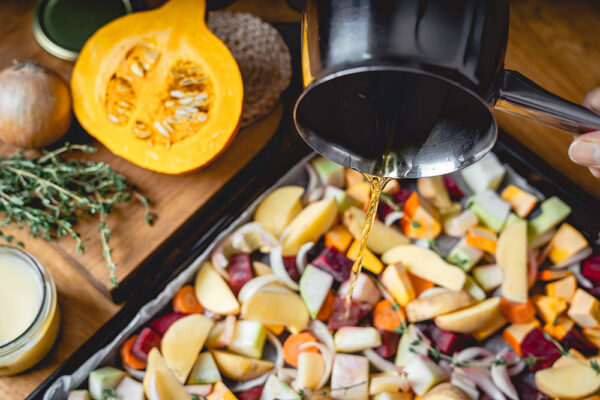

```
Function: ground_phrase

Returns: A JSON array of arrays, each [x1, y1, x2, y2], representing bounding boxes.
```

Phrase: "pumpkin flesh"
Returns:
[[72, 0, 243, 174]]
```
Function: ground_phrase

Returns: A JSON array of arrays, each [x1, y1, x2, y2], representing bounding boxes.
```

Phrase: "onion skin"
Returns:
[[0, 61, 71, 148]]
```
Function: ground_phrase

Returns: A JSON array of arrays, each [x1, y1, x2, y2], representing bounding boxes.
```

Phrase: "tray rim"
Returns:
[[28, 130, 600, 399]]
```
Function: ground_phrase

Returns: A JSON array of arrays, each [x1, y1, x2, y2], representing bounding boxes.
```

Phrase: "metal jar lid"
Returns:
[[32, 0, 132, 61]]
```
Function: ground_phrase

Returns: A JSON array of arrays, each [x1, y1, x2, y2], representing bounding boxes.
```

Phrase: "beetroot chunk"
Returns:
[[328, 296, 371, 329], [443, 175, 464, 200], [311, 246, 353, 282], [562, 329, 598, 357], [521, 328, 561, 371], [424, 324, 470, 355], [374, 330, 400, 358], [393, 188, 412, 205], [514, 380, 550, 400], [228, 253, 254, 295], [149, 312, 186, 336], [582, 255, 600, 285], [131, 327, 162, 363], [238, 385, 263, 400], [283, 256, 300, 281]]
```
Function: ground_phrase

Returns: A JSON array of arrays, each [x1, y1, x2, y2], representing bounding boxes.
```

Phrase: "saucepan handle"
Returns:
[[496, 70, 600, 134]]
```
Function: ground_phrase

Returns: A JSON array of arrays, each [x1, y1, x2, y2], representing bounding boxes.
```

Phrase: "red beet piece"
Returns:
[[131, 327, 162, 363], [328, 296, 371, 329], [521, 328, 561, 371], [228, 253, 254, 295], [393, 188, 412, 205], [283, 256, 300, 281], [443, 175, 464, 200], [588, 286, 600, 299], [562, 329, 598, 357], [514, 380, 550, 400], [238, 385, 264, 400], [582, 255, 600, 285], [378, 200, 395, 221], [375, 330, 400, 358], [424, 324, 470, 355], [149, 312, 186, 336], [311, 246, 353, 282]]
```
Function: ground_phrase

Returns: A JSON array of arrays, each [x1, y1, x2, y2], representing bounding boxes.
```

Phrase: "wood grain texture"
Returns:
[[499, 0, 600, 199]]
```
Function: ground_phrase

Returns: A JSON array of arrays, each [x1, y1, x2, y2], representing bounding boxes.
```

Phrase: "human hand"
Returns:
[[569, 87, 600, 178]]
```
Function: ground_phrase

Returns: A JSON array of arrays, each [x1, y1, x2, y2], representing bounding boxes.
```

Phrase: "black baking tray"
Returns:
[[28, 129, 600, 399]]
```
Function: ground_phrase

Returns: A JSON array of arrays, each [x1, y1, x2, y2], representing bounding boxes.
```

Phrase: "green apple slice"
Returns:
[[300, 264, 334, 317], [227, 320, 267, 359]]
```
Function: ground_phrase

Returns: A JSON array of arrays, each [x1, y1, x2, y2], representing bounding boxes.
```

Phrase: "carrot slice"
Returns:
[[408, 272, 435, 297], [120, 335, 147, 370], [373, 299, 406, 332], [316, 291, 335, 321], [283, 332, 319, 367], [172, 285, 204, 314], [499, 298, 535, 324]]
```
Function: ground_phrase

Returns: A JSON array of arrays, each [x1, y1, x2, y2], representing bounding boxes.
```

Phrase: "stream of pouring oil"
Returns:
[[344, 174, 391, 317]]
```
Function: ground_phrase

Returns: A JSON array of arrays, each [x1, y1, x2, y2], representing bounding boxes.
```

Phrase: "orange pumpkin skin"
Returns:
[[72, 0, 243, 174]]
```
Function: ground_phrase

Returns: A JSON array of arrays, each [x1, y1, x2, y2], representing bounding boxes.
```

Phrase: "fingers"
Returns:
[[589, 167, 600, 179], [583, 87, 600, 113], [569, 131, 600, 168]]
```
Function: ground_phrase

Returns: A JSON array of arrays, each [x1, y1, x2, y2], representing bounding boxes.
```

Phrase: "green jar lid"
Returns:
[[33, 0, 133, 61]]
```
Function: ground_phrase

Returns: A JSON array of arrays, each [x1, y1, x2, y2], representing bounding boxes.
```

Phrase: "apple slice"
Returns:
[[241, 287, 309, 333], [381, 245, 466, 291], [161, 314, 214, 383], [88, 367, 125, 400], [211, 350, 274, 381], [404, 354, 448, 396], [254, 186, 304, 238], [195, 261, 240, 315], [207, 381, 237, 400], [300, 264, 334, 317], [343, 206, 409, 254], [535, 358, 600, 399], [187, 352, 221, 385], [115, 376, 144, 400], [417, 176, 452, 212], [434, 297, 502, 334], [472, 264, 503, 292], [405, 290, 474, 322], [423, 383, 470, 400], [227, 320, 267, 359], [460, 152, 506, 194], [369, 373, 407, 395], [260, 374, 300, 400], [144, 348, 191, 400], [282, 197, 338, 256], [67, 391, 90, 400], [497, 220, 528, 303]]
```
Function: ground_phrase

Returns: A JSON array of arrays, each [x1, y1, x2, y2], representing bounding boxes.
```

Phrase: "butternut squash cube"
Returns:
[[548, 223, 588, 264], [401, 192, 442, 240], [543, 316, 574, 341], [532, 295, 568, 324], [381, 263, 416, 306], [568, 289, 600, 328], [347, 240, 384, 274], [502, 320, 541, 356], [500, 184, 538, 218], [465, 225, 497, 254], [324, 225, 353, 253], [546, 275, 577, 303]]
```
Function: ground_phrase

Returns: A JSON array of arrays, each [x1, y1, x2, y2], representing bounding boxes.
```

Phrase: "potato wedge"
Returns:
[[405, 291, 475, 322], [343, 206, 409, 254], [424, 383, 471, 400], [434, 297, 501, 334]]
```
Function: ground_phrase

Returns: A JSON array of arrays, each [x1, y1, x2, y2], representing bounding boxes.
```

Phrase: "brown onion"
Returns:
[[0, 61, 71, 148]]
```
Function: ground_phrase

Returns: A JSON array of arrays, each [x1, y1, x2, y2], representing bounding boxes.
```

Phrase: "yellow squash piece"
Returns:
[[347, 240, 384, 274], [548, 223, 589, 264], [72, 0, 243, 174]]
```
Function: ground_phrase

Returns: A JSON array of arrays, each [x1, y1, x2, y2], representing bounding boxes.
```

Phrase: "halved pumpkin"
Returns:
[[72, 0, 243, 174]]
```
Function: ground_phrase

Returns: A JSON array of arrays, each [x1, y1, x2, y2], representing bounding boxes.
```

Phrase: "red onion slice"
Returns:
[[296, 242, 314, 275], [527, 247, 538, 288], [307, 187, 325, 203], [270, 246, 300, 291], [123, 364, 146, 381], [308, 320, 335, 352], [536, 242, 552, 265], [277, 368, 298, 385], [267, 332, 285, 371], [185, 385, 213, 396], [230, 373, 271, 392], [455, 347, 495, 364], [384, 211, 404, 227], [551, 247, 593, 269], [238, 275, 285, 303], [303, 163, 320, 204], [491, 349, 519, 400], [459, 367, 506, 400], [569, 264, 594, 288], [211, 240, 231, 280], [363, 348, 402, 373]]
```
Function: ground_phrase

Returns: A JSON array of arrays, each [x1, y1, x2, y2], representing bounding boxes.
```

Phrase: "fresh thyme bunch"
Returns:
[[0, 143, 155, 286]]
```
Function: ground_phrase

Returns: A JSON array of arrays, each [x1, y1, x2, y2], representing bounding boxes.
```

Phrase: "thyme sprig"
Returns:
[[0, 143, 156, 286], [543, 331, 600, 375]]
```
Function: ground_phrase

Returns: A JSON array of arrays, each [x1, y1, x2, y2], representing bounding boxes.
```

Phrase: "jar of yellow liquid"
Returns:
[[0, 246, 60, 375]]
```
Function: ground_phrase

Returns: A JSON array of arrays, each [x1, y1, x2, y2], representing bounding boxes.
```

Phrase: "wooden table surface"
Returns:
[[0, 0, 599, 398]]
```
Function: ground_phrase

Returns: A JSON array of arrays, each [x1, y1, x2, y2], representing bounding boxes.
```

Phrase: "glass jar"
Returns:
[[0, 246, 60, 376]]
